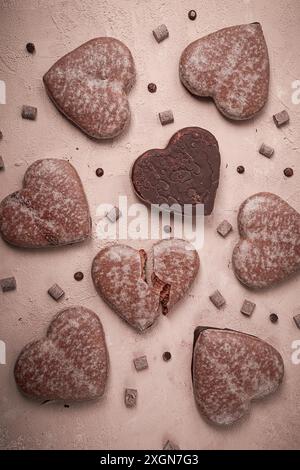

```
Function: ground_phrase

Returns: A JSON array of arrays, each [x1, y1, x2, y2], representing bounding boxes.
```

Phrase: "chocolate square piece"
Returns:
[[259, 143, 274, 158], [273, 110, 289, 127], [241, 299, 256, 316], [21, 105, 37, 120], [293, 314, 300, 329], [106, 206, 121, 223], [0, 156, 4, 171], [153, 24, 169, 43], [124, 388, 137, 408], [133, 355, 148, 371], [0, 276, 17, 292], [48, 283, 65, 301], [217, 220, 232, 237], [163, 440, 180, 450], [209, 290, 226, 309], [159, 110, 174, 126]]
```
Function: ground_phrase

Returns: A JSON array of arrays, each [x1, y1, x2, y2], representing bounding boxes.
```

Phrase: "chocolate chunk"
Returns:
[[133, 355, 148, 371], [74, 272, 84, 281], [64, 404, 70, 408], [159, 110, 174, 126], [259, 143, 274, 158], [26, 43, 35, 53], [0, 276, 17, 292], [48, 283, 65, 301], [153, 24, 169, 43], [148, 83, 157, 93], [240, 299, 256, 316], [96, 168, 104, 177], [293, 314, 300, 329], [131, 127, 221, 216], [21, 105, 37, 120], [269, 313, 278, 323], [0, 156, 4, 171], [162, 351, 172, 361], [209, 290, 225, 309], [106, 206, 121, 223], [188, 10, 197, 20], [124, 388, 137, 408], [237, 165, 245, 174], [284, 167, 293, 177], [273, 110, 289, 127], [216, 220, 232, 237], [163, 440, 180, 450]]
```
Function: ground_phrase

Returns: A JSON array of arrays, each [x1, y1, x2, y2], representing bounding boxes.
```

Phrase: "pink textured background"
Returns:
[[0, 0, 300, 450]]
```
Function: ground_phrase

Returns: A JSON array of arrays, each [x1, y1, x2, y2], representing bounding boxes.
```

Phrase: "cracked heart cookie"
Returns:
[[232, 192, 300, 288], [131, 127, 220, 215], [14, 307, 109, 401], [179, 23, 269, 120], [0, 159, 91, 248], [192, 327, 284, 426], [92, 239, 199, 332], [43, 37, 135, 139]]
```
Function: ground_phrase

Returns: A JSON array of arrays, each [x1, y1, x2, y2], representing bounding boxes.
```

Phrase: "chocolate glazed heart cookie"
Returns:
[[14, 307, 109, 401], [179, 23, 269, 120], [43, 37, 135, 139], [131, 127, 220, 215], [192, 327, 284, 425], [0, 159, 91, 248], [92, 239, 199, 332], [232, 192, 300, 288]]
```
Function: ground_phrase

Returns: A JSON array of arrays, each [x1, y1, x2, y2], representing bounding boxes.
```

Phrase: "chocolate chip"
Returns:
[[26, 43, 35, 53], [0, 276, 17, 292], [21, 105, 37, 120], [106, 206, 121, 223], [64, 404, 70, 408], [0, 156, 4, 171], [76, 147, 79, 150], [148, 83, 157, 93], [284, 167, 293, 177], [293, 314, 300, 329], [216, 220, 232, 238], [74, 271, 84, 281], [153, 24, 169, 43], [163, 225, 172, 233], [259, 143, 274, 158], [96, 168, 104, 177], [209, 290, 226, 309], [273, 110, 289, 127], [240, 299, 256, 317], [124, 388, 137, 408], [162, 351, 171, 361], [0, 130, 3, 140], [48, 283, 65, 301], [237, 165, 245, 174], [269, 313, 278, 323], [163, 440, 180, 450], [188, 10, 197, 20], [159, 110, 174, 126], [133, 355, 148, 371]]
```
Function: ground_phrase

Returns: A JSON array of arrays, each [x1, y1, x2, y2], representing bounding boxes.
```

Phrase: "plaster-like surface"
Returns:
[[0, 0, 299, 450]]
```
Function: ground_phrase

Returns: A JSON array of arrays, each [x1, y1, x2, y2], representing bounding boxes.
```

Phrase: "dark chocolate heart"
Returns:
[[131, 127, 220, 215]]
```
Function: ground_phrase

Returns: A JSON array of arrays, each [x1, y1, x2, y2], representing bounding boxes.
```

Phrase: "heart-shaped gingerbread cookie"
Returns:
[[14, 307, 109, 401], [179, 23, 269, 120], [43, 37, 135, 139], [192, 327, 284, 425], [131, 127, 220, 215], [232, 192, 300, 288], [0, 159, 91, 248], [92, 239, 200, 332]]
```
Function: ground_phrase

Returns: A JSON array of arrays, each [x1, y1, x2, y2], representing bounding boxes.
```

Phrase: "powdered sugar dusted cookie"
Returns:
[[0, 159, 91, 248], [232, 192, 300, 288], [43, 37, 135, 139], [14, 307, 109, 401], [91, 239, 199, 332], [192, 327, 284, 426], [179, 23, 269, 120]]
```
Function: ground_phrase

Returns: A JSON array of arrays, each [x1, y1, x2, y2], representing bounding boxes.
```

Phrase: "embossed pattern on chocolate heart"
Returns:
[[43, 37, 135, 139], [232, 192, 300, 288], [0, 159, 91, 248], [192, 327, 284, 425], [91, 239, 199, 332], [14, 307, 109, 401], [131, 127, 220, 215], [179, 23, 269, 120]]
